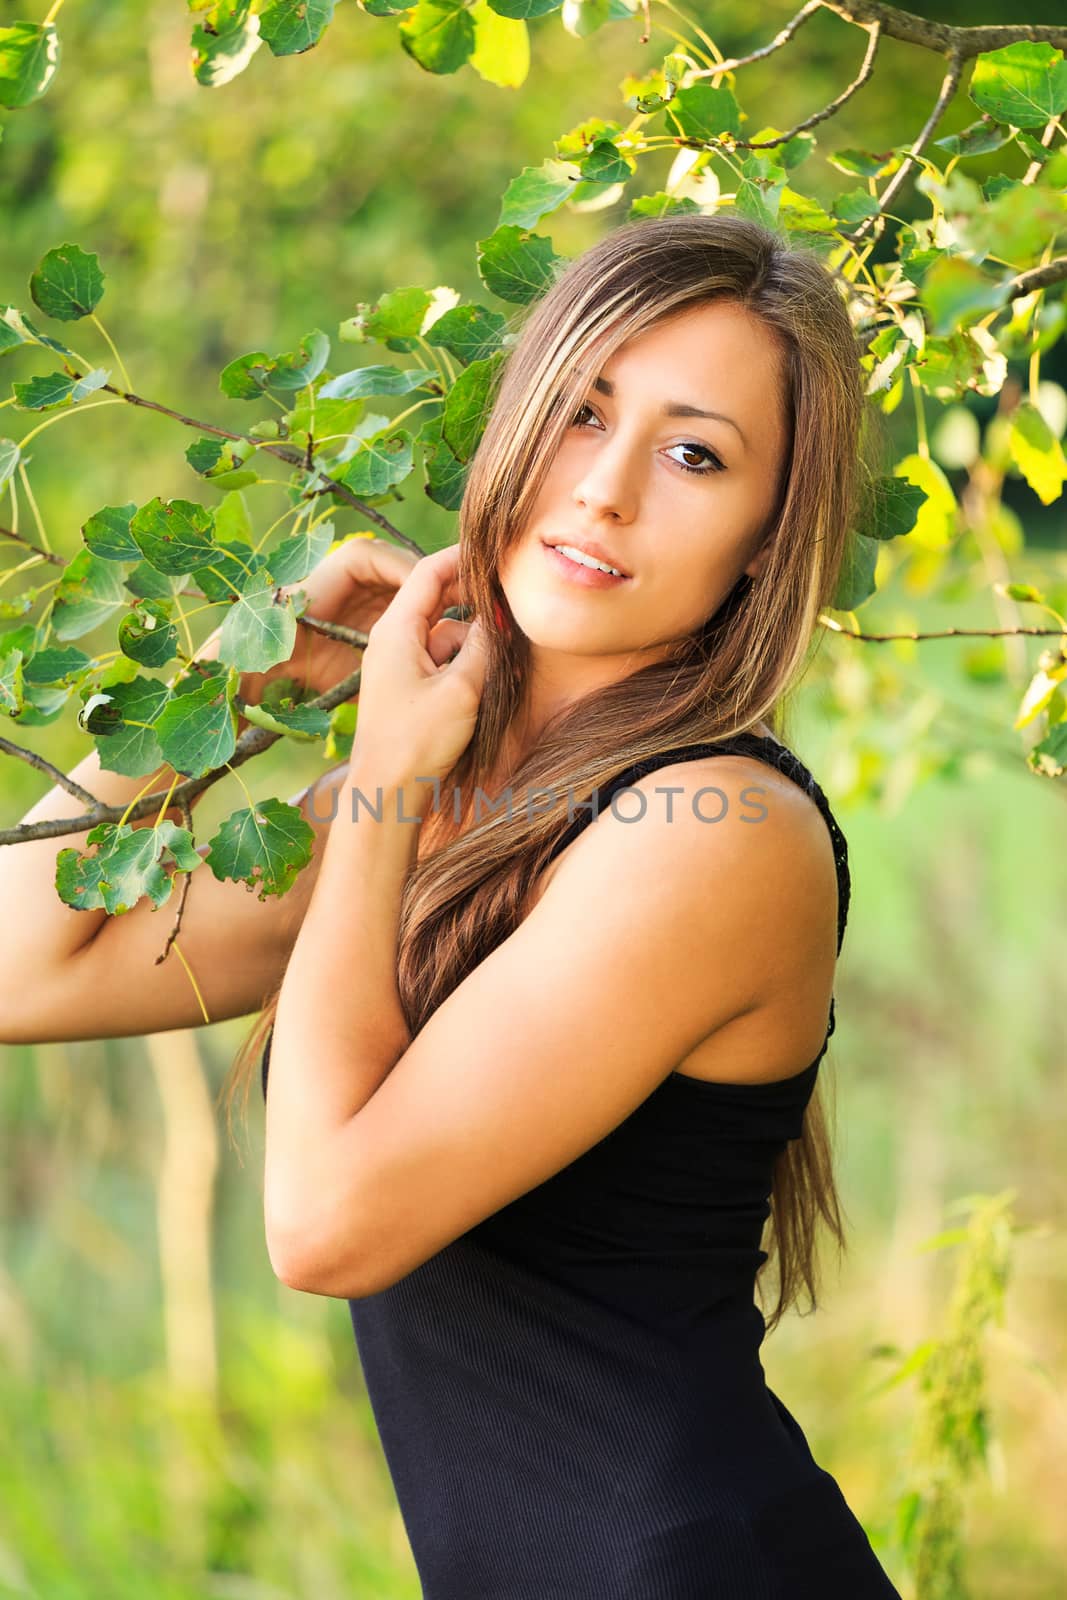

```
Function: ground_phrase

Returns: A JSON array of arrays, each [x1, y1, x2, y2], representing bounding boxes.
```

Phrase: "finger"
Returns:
[[446, 614, 490, 678], [426, 617, 471, 667], [380, 544, 463, 634], [349, 537, 422, 588]]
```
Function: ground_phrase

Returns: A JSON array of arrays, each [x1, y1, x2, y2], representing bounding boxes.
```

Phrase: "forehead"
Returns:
[[601, 300, 785, 387]]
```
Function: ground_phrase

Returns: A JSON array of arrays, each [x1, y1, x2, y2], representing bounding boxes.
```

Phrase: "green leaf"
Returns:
[[499, 160, 582, 229], [259, 0, 335, 55], [969, 42, 1067, 129], [124, 560, 187, 601], [55, 821, 204, 917], [832, 532, 879, 610], [239, 698, 330, 741], [469, 0, 529, 87], [831, 188, 880, 227], [49, 549, 130, 640], [442, 352, 506, 462], [424, 302, 507, 365], [217, 571, 298, 672], [628, 193, 699, 220], [325, 699, 358, 763], [665, 83, 742, 143], [81, 503, 140, 562], [185, 435, 259, 487], [219, 350, 274, 399], [1028, 719, 1067, 778], [130, 498, 217, 576], [484, 0, 561, 17], [827, 147, 900, 179], [268, 329, 331, 389], [192, 539, 268, 601], [0, 304, 74, 357], [963, 183, 1067, 267], [920, 256, 1009, 336], [0, 23, 60, 110], [30, 244, 105, 323], [555, 116, 622, 161], [21, 646, 92, 687], [934, 117, 1012, 158], [12, 368, 110, 411], [893, 454, 956, 549], [420, 416, 468, 509], [191, 1, 263, 87], [0, 648, 24, 715], [205, 796, 316, 898], [346, 287, 433, 351], [80, 675, 171, 775], [334, 428, 415, 495], [285, 396, 366, 456], [579, 138, 633, 184], [399, 0, 476, 75], [265, 518, 335, 584], [561, 0, 611, 41], [864, 477, 928, 541], [476, 224, 563, 304], [620, 68, 674, 115], [318, 364, 437, 400], [0, 438, 19, 494], [734, 153, 786, 227], [155, 668, 238, 777], [1008, 401, 1067, 506], [117, 600, 180, 668]]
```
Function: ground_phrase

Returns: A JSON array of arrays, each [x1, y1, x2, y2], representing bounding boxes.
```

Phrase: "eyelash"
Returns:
[[570, 401, 725, 476]]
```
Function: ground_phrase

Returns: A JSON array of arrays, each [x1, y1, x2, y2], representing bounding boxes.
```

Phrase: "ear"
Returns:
[[744, 538, 774, 582]]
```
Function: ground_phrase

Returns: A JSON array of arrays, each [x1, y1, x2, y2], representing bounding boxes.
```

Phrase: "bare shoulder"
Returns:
[[546, 749, 837, 915]]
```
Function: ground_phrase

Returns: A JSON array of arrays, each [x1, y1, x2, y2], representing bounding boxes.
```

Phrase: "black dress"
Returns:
[[261, 733, 902, 1599]]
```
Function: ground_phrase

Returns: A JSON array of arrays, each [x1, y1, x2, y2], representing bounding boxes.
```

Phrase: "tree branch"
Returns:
[[820, 619, 1067, 642], [94, 380, 428, 558], [691, 14, 880, 150], [0, 525, 67, 565], [845, 45, 964, 243], [155, 795, 196, 966], [0, 660, 363, 847], [0, 734, 100, 805], [1005, 256, 1067, 297]]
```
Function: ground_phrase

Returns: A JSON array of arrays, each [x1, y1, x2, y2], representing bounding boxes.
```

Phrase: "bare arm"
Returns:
[[0, 750, 352, 1044], [0, 617, 350, 1042]]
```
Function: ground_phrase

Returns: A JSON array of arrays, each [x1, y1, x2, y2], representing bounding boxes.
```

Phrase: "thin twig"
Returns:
[[1006, 257, 1067, 298], [846, 47, 963, 244], [688, 18, 880, 150], [820, 619, 1066, 643], [155, 796, 196, 965], [94, 380, 428, 557], [0, 734, 100, 806], [0, 525, 67, 566]]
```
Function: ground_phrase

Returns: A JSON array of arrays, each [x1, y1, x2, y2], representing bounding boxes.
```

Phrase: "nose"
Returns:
[[570, 435, 640, 523]]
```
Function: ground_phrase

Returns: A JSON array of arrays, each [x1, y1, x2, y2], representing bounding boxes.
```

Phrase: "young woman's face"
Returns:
[[498, 299, 790, 667]]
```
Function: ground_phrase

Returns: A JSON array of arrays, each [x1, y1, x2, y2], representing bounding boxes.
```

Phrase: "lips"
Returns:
[[542, 538, 631, 579]]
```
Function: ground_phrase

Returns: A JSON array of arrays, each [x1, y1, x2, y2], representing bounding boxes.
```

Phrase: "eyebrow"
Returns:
[[592, 375, 748, 451]]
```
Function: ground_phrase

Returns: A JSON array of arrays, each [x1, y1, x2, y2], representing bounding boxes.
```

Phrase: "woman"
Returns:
[[4, 213, 900, 1597]]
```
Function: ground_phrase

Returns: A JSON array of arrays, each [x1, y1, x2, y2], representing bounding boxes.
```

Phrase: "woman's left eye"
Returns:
[[570, 403, 724, 476]]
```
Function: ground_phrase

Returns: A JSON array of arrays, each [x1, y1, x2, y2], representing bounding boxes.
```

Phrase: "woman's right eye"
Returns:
[[571, 402, 598, 427]]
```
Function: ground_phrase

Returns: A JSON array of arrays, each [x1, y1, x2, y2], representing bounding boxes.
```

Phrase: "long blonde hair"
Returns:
[[226, 212, 867, 1332]]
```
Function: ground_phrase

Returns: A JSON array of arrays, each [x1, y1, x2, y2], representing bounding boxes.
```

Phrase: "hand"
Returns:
[[351, 543, 489, 788], [194, 534, 422, 705]]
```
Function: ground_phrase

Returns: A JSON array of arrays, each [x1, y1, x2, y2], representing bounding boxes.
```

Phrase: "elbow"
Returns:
[[264, 1196, 376, 1300]]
